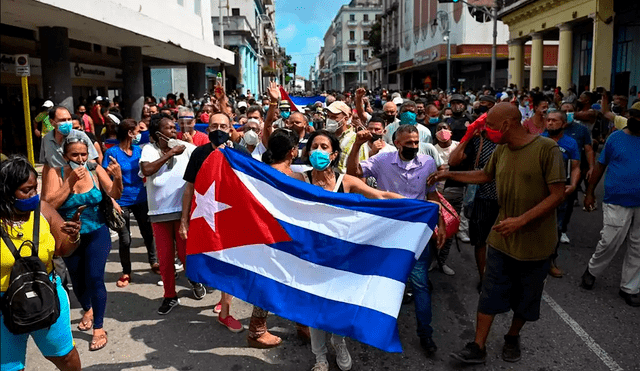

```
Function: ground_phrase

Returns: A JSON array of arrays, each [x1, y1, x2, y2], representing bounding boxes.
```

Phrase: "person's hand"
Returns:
[[34, 128, 41, 137], [436, 223, 446, 249], [585, 167, 594, 182], [179, 219, 189, 240], [564, 185, 576, 197], [492, 216, 526, 237], [170, 144, 186, 156], [268, 81, 280, 103], [461, 114, 486, 143], [584, 193, 596, 212], [355, 129, 372, 145], [61, 221, 81, 237], [601, 89, 609, 108], [427, 169, 449, 186], [106, 156, 122, 178], [68, 165, 87, 186], [370, 139, 385, 156], [355, 87, 366, 100], [214, 80, 225, 101], [182, 131, 193, 144]]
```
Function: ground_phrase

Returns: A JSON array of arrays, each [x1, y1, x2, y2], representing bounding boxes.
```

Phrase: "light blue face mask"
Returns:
[[400, 111, 417, 126], [309, 149, 331, 171], [133, 133, 142, 145], [68, 160, 87, 170], [58, 121, 73, 136], [429, 117, 440, 124], [281, 111, 291, 119], [566, 112, 574, 123]]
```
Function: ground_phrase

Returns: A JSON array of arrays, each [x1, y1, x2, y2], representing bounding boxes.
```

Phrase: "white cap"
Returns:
[[42, 100, 54, 108], [237, 101, 247, 108], [392, 97, 404, 105]]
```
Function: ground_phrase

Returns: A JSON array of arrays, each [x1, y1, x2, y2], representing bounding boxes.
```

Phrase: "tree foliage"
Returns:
[[369, 20, 382, 57]]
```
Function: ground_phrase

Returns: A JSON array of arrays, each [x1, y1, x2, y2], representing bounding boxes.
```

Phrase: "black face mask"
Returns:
[[547, 128, 563, 137], [477, 105, 489, 114], [611, 104, 623, 114], [370, 133, 383, 142], [401, 146, 419, 160], [627, 118, 640, 133], [384, 113, 396, 123], [209, 130, 230, 147]]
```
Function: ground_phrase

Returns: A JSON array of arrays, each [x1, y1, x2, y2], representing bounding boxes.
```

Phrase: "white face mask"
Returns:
[[167, 138, 180, 148], [325, 118, 342, 133], [244, 130, 260, 146]]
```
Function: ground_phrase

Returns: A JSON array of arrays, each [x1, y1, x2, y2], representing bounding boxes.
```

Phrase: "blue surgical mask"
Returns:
[[14, 194, 40, 212], [58, 121, 73, 136], [133, 133, 142, 145], [309, 149, 331, 171], [281, 111, 291, 119], [429, 117, 440, 124], [566, 112, 574, 123], [68, 160, 86, 170], [400, 111, 417, 126]]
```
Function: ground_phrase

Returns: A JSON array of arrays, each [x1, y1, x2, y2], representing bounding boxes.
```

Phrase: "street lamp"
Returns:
[[444, 32, 451, 93]]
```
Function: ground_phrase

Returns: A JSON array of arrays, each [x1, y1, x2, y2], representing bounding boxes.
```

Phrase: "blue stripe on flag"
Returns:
[[221, 147, 439, 226], [273, 220, 417, 283], [186, 253, 404, 352]]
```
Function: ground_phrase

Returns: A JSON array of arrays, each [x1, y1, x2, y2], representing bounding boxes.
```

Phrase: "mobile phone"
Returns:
[[72, 205, 87, 220]]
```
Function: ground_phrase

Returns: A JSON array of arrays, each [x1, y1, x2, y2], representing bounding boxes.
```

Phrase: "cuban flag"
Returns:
[[185, 147, 439, 352]]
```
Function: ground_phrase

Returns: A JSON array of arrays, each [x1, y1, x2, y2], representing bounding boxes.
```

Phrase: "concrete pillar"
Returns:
[[121, 46, 144, 121], [556, 23, 573, 92], [590, 0, 614, 90], [187, 62, 206, 99], [39, 27, 73, 111], [508, 39, 524, 89], [530, 33, 544, 90]]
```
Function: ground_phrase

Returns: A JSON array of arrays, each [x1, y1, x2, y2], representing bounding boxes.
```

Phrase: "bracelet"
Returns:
[[269, 102, 278, 106], [68, 233, 81, 244]]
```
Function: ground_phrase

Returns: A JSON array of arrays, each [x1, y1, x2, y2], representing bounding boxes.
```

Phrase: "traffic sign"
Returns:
[[458, 78, 466, 82], [15, 54, 30, 76]]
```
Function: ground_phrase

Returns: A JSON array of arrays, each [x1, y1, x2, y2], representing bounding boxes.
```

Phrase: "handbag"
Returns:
[[463, 136, 484, 219], [433, 192, 461, 240], [91, 169, 126, 230]]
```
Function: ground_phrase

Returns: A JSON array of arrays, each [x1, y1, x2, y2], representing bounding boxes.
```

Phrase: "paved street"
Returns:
[[26, 186, 639, 371]]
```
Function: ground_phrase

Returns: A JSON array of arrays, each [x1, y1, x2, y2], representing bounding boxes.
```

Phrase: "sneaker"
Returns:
[[428, 260, 438, 272], [174, 259, 183, 271], [450, 342, 487, 364], [331, 337, 352, 371], [457, 232, 470, 243], [189, 279, 206, 300], [420, 337, 437, 356], [618, 290, 640, 307], [580, 268, 596, 290], [311, 361, 329, 371], [502, 335, 521, 362], [157, 297, 179, 315], [441, 264, 455, 276], [213, 302, 222, 314], [560, 233, 570, 244], [218, 315, 244, 333]]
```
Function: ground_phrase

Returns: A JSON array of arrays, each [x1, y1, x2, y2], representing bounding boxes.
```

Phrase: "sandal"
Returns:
[[116, 274, 130, 288], [77, 317, 93, 331], [89, 331, 108, 351]]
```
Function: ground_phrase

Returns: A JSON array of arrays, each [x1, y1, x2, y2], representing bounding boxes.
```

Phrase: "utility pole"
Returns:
[[219, 0, 226, 91], [490, 3, 498, 89], [446, 31, 451, 93]]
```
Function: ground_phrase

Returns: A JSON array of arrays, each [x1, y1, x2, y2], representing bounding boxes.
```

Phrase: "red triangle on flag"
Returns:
[[186, 150, 292, 255]]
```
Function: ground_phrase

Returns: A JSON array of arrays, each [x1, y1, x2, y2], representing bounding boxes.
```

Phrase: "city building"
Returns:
[[499, 0, 639, 101], [318, 0, 382, 92], [210, 0, 286, 97]]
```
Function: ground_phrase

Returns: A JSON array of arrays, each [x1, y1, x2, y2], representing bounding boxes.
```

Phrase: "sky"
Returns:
[[275, 0, 351, 80]]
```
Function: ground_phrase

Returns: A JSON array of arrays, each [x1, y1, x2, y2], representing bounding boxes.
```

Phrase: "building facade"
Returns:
[[500, 0, 640, 101], [211, 0, 285, 96], [318, 0, 382, 92]]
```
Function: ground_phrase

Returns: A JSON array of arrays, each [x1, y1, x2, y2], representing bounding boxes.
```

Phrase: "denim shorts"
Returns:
[[1, 274, 75, 371], [477, 246, 549, 321]]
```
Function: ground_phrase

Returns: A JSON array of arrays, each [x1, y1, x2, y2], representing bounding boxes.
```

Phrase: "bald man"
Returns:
[[429, 103, 565, 364]]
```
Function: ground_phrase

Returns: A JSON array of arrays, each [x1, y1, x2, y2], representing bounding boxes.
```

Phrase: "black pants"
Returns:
[[117, 202, 157, 274]]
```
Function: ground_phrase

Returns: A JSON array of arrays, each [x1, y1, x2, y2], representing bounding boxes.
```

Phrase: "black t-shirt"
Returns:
[[85, 132, 98, 144], [446, 113, 473, 142], [183, 143, 250, 184]]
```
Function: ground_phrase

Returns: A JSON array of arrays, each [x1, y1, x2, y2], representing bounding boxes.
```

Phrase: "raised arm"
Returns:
[[262, 81, 280, 147], [355, 88, 368, 125], [346, 130, 371, 178], [140, 145, 185, 177], [448, 137, 471, 167], [97, 156, 123, 199], [427, 169, 493, 186]]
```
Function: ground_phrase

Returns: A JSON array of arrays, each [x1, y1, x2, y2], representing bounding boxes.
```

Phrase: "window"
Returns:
[[350, 14, 355, 21], [579, 34, 592, 77], [232, 8, 240, 16], [350, 31, 355, 40], [106, 47, 119, 57], [349, 49, 356, 62], [93, 44, 102, 53], [363, 14, 369, 21], [177, 0, 183, 5], [614, 26, 631, 73], [194, 0, 201, 15], [363, 49, 369, 61], [363, 72, 368, 80], [363, 31, 369, 40]]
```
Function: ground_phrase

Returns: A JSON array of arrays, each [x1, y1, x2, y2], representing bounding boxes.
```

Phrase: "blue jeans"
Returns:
[[408, 243, 433, 340]]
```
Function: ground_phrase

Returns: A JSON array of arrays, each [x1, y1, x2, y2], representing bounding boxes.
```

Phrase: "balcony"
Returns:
[[361, 20, 372, 27], [346, 39, 358, 46], [334, 21, 342, 30], [347, 20, 358, 27], [361, 40, 370, 46]]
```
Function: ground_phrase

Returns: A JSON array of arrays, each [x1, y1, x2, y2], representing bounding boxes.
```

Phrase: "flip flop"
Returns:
[[89, 331, 108, 351], [77, 317, 93, 331], [116, 274, 130, 288]]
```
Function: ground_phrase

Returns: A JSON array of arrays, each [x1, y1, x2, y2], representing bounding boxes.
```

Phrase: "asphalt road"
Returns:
[[26, 186, 639, 371]]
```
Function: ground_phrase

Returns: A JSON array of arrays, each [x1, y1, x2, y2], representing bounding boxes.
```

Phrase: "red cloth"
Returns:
[[460, 113, 487, 143], [178, 131, 209, 146]]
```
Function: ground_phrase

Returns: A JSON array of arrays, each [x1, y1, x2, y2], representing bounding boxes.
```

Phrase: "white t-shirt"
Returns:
[[358, 140, 397, 161], [139, 140, 196, 216], [434, 141, 459, 165]]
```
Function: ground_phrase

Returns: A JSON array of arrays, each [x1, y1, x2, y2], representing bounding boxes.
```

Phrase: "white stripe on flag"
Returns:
[[233, 169, 432, 258], [205, 244, 405, 318]]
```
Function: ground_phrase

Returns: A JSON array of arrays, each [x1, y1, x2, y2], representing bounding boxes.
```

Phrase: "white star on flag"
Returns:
[[190, 181, 231, 232]]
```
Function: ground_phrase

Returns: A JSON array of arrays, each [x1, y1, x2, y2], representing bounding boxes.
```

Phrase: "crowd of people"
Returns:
[[1, 80, 638, 371]]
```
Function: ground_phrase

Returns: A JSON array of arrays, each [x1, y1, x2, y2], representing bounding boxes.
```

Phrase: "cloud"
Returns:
[[302, 37, 323, 54], [278, 24, 297, 45]]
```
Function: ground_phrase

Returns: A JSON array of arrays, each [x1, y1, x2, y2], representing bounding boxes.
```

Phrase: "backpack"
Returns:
[[1, 205, 60, 335]]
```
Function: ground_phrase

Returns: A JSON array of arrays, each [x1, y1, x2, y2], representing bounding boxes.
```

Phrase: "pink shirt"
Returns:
[[522, 118, 546, 135]]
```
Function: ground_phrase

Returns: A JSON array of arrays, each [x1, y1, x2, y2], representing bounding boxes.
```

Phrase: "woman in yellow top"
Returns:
[[1, 155, 82, 371]]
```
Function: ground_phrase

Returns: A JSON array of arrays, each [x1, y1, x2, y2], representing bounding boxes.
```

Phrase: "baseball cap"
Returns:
[[42, 100, 54, 108], [392, 97, 404, 105], [479, 95, 497, 103], [327, 101, 352, 116], [279, 101, 290, 110], [450, 94, 466, 103], [237, 101, 247, 108], [628, 101, 640, 118]]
